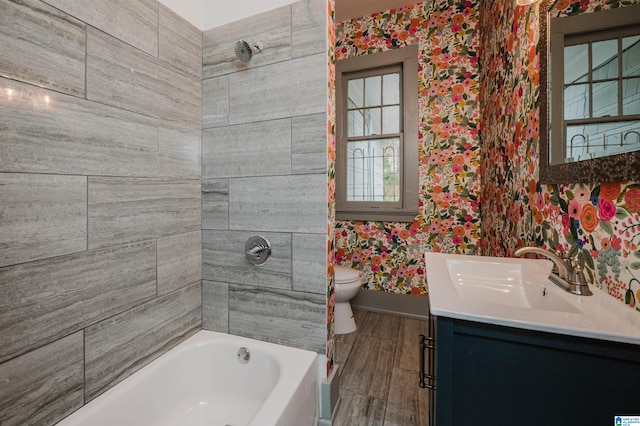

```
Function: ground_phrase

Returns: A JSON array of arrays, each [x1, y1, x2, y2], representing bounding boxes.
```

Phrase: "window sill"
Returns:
[[336, 210, 418, 223]]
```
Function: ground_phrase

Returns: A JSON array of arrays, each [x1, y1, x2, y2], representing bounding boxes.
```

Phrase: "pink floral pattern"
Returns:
[[334, 0, 481, 294], [326, 0, 336, 376], [479, 0, 640, 312]]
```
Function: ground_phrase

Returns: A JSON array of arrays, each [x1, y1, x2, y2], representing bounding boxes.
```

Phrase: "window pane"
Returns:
[[623, 77, 640, 115], [348, 109, 364, 137], [623, 36, 640, 77], [383, 73, 400, 104], [346, 138, 400, 202], [364, 107, 381, 135], [565, 44, 588, 84], [382, 106, 400, 134], [365, 76, 382, 107], [566, 120, 640, 161], [348, 78, 364, 108], [592, 39, 618, 80], [593, 81, 618, 117], [564, 83, 589, 119]]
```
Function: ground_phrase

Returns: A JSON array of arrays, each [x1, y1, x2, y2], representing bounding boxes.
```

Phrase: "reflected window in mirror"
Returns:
[[550, 10, 640, 165], [540, 2, 640, 183]]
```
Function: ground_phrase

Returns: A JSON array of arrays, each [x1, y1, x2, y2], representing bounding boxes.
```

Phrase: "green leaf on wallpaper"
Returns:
[[549, 194, 560, 206], [559, 197, 569, 213], [569, 244, 579, 258], [564, 189, 574, 200], [569, 222, 578, 241], [616, 207, 629, 220], [625, 289, 633, 305], [630, 262, 640, 270], [634, 249, 640, 258], [565, 232, 577, 246], [542, 221, 551, 235], [599, 220, 614, 236], [590, 185, 600, 200], [581, 249, 595, 270]]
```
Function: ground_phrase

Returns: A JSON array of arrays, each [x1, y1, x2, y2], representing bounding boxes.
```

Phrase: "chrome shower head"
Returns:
[[234, 40, 263, 63]]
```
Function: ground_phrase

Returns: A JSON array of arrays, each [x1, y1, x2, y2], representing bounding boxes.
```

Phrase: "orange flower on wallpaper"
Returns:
[[624, 188, 640, 213], [580, 204, 598, 233], [600, 182, 622, 201]]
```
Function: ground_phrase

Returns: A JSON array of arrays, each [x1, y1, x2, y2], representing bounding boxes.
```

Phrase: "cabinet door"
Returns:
[[436, 318, 640, 426]]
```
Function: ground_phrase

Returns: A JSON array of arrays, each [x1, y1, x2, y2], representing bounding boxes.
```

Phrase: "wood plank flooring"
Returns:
[[333, 309, 431, 426]]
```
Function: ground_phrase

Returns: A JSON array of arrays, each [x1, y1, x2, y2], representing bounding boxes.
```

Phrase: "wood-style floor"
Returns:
[[333, 309, 430, 426]]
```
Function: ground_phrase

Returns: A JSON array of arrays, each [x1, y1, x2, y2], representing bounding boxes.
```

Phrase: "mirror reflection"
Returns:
[[540, 1, 640, 182]]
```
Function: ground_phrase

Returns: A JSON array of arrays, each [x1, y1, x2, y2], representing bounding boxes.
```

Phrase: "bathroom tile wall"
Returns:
[[0, 0, 202, 424], [201, 0, 329, 353]]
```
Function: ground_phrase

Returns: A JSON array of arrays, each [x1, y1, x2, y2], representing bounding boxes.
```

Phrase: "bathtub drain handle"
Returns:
[[238, 347, 250, 364]]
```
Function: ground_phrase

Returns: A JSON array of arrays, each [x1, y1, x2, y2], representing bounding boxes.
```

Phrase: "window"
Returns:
[[335, 45, 418, 221], [550, 7, 640, 165]]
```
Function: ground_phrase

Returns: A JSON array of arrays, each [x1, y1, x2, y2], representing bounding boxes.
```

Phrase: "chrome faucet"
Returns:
[[513, 246, 593, 296]]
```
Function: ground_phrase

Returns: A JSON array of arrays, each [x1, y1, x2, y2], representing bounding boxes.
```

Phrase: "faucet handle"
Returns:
[[570, 258, 587, 285]]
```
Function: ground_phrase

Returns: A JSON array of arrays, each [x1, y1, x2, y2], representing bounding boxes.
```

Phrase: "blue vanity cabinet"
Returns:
[[434, 316, 640, 426]]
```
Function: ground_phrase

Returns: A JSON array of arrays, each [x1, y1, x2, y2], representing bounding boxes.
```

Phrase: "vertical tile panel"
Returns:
[[292, 113, 327, 175], [0, 0, 85, 96], [86, 28, 200, 122], [203, 119, 292, 179], [88, 177, 200, 249], [229, 53, 326, 124], [158, 120, 201, 179], [202, 230, 292, 289], [0, 77, 158, 177], [158, 4, 202, 79], [43, 0, 159, 56], [0, 240, 156, 364], [202, 76, 230, 129], [0, 173, 86, 268], [229, 174, 326, 233], [202, 179, 229, 230], [0, 332, 83, 426], [202, 280, 229, 332], [229, 285, 325, 352], [85, 282, 201, 401], [292, 0, 327, 58], [157, 231, 202, 296], [293, 233, 327, 294], [202, 5, 292, 79]]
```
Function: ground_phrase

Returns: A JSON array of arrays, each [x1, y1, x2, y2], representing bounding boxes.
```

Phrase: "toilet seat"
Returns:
[[335, 265, 361, 285]]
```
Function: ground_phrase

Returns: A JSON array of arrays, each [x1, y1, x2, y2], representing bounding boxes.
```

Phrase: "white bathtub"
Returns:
[[57, 330, 319, 426]]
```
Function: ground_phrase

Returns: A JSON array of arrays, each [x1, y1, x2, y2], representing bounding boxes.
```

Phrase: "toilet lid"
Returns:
[[335, 265, 361, 284]]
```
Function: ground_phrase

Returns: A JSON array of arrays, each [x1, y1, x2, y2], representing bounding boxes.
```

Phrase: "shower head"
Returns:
[[234, 40, 263, 63]]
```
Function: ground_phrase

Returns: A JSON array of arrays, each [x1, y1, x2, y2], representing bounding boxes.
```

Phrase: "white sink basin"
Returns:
[[446, 258, 582, 314], [425, 252, 640, 345]]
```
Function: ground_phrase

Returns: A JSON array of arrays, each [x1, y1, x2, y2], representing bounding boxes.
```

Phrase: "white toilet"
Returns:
[[334, 265, 362, 335]]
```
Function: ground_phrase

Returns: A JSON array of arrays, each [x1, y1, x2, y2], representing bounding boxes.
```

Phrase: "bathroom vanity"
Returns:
[[424, 252, 640, 426]]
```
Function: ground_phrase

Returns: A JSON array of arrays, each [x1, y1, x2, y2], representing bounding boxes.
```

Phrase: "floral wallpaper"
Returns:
[[334, 0, 481, 294], [479, 0, 640, 312], [326, 0, 336, 376]]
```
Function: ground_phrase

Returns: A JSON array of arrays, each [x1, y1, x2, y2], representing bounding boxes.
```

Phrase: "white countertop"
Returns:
[[425, 252, 640, 346]]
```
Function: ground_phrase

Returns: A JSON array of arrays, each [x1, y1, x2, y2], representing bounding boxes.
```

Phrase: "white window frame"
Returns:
[[335, 45, 419, 222]]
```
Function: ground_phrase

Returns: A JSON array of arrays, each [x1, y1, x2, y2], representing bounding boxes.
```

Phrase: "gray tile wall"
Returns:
[[201, 0, 328, 354], [0, 0, 202, 424]]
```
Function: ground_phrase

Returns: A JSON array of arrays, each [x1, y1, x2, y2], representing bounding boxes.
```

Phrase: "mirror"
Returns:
[[539, 0, 640, 183]]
